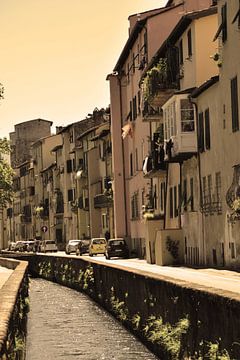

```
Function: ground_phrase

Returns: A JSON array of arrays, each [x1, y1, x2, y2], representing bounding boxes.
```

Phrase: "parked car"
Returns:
[[40, 240, 58, 253], [8, 242, 17, 251], [26, 240, 36, 252], [15, 241, 28, 252], [76, 239, 90, 256], [89, 238, 107, 256], [105, 238, 129, 260], [65, 239, 81, 254]]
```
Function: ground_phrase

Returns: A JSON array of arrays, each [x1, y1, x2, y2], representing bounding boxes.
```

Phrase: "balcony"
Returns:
[[162, 94, 197, 163], [94, 193, 113, 208], [141, 57, 179, 122]]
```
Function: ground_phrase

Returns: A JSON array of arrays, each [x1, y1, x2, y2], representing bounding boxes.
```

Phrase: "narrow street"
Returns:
[[46, 252, 240, 298]]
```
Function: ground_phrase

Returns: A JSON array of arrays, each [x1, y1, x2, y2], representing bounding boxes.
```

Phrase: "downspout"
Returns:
[[179, 162, 182, 229], [189, 96, 206, 265], [117, 74, 128, 237]]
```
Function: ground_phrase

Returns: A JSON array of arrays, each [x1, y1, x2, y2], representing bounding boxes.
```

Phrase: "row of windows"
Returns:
[[126, 33, 147, 80], [169, 178, 194, 219]]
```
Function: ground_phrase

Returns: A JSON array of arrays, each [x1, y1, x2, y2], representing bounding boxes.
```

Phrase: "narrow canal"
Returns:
[[26, 279, 159, 359]]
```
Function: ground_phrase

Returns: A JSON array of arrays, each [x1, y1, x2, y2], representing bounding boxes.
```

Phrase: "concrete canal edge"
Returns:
[[23, 254, 239, 360], [0, 258, 29, 360]]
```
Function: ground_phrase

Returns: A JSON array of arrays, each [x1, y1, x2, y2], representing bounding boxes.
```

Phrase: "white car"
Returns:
[[65, 239, 81, 254], [40, 240, 58, 253]]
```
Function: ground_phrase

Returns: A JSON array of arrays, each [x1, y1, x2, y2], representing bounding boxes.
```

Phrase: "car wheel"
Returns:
[[89, 253, 93, 257], [105, 253, 110, 260]]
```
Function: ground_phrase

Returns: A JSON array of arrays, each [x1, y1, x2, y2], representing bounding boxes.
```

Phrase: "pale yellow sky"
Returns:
[[0, 0, 166, 137]]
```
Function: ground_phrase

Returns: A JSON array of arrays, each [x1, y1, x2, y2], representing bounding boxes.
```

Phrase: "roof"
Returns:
[[15, 118, 53, 127], [51, 144, 63, 152], [77, 125, 100, 140], [142, 6, 217, 76], [113, 4, 182, 72], [41, 162, 56, 173], [191, 76, 219, 98], [90, 129, 110, 141]]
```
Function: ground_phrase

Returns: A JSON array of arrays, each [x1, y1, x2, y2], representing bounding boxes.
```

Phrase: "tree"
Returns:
[[0, 137, 14, 207]]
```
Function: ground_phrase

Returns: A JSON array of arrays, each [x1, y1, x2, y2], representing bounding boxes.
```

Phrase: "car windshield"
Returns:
[[109, 240, 125, 246], [69, 240, 80, 245], [92, 238, 106, 244], [46, 241, 56, 245]]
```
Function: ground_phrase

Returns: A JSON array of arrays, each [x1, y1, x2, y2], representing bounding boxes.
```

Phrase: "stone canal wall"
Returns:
[[27, 255, 240, 360], [0, 258, 29, 360]]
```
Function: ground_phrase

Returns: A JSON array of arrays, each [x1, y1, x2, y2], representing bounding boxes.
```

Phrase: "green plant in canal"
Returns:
[[83, 265, 94, 290], [197, 341, 231, 360], [143, 315, 189, 359], [110, 288, 129, 322], [132, 313, 141, 330]]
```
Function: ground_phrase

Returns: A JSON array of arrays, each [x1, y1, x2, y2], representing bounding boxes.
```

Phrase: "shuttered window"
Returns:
[[187, 29, 192, 57], [170, 187, 173, 218], [66, 159, 72, 173], [198, 112, 204, 152], [221, 3, 227, 43], [231, 76, 239, 132], [205, 108, 211, 150]]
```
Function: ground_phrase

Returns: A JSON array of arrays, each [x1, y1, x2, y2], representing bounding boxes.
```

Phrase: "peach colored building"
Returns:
[[108, 0, 215, 258]]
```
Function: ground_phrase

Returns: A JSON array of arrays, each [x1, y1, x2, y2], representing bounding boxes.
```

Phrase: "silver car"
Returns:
[[65, 239, 81, 254]]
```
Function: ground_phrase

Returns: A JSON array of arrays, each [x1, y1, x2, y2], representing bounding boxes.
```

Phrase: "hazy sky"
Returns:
[[0, 0, 167, 137]]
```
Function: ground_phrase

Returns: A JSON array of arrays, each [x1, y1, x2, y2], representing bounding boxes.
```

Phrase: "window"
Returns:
[[198, 112, 204, 152], [160, 182, 165, 211], [135, 148, 138, 171], [129, 101, 133, 121], [137, 91, 141, 114], [133, 96, 137, 120], [205, 108, 211, 150], [179, 39, 183, 65], [131, 192, 139, 219], [190, 178, 194, 211], [207, 175, 212, 208], [183, 179, 187, 211], [231, 76, 239, 132], [221, 3, 227, 43], [213, 3, 227, 43], [132, 52, 135, 74], [174, 186, 178, 217], [170, 187, 173, 218], [180, 99, 194, 132], [215, 172, 222, 213], [66, 159, 73, 173], [68, 189, 75, 202], [230, 242, 236, 259], [130, 153, 133, 176], [69, 131, 74, 143], [187, 29, 192, 57]]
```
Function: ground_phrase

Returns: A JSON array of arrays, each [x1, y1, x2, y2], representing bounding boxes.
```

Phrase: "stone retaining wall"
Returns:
[[26, 255, 240, 360], [0, 258, 29, 359]]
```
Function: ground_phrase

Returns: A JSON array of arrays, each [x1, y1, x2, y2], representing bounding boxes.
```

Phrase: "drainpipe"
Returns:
[[179, 162, 182, 229], [189, 96, 206, 265]]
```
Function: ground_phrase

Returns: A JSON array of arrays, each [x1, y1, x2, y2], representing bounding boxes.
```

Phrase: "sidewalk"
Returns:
[[0, 266, 13, 289]]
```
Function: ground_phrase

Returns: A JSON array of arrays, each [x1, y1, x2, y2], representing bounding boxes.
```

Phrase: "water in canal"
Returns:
[[26, 279, 159, 359]]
